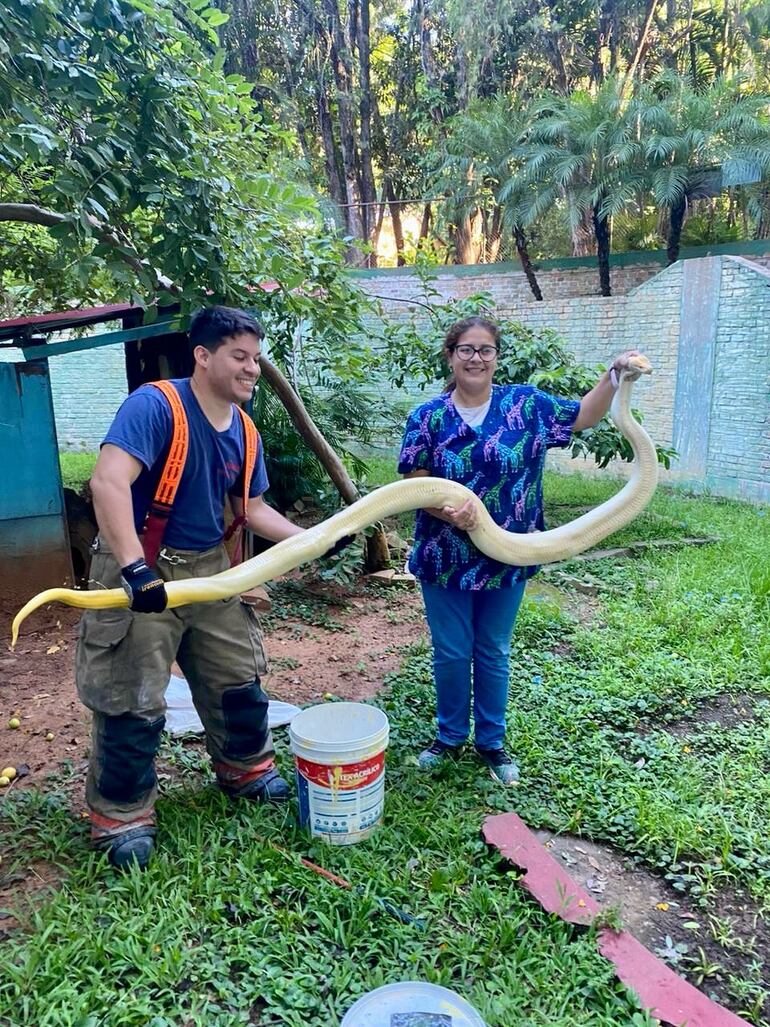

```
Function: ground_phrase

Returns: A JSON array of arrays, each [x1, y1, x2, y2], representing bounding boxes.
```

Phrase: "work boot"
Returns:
[[475, 745, 520, 786], [417, 738, 463, 771], [219, 766, 291, 804], [94, 826, 156, 870]]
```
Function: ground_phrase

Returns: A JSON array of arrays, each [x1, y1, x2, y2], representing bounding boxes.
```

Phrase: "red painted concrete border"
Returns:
[[483, 813, 750, 1027]]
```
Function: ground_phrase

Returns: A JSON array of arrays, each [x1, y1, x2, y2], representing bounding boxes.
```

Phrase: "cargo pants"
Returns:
[[75, 538, 273, 837]]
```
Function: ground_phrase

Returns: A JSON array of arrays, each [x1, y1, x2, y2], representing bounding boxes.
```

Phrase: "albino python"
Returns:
[[11, 357, 656, 646]]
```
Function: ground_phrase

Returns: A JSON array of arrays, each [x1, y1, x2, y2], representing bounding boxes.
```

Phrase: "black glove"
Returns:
[[323, 534, 356, 559], [120, 559, 168, 613]]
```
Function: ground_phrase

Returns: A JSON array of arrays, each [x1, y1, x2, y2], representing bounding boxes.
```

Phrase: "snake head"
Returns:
[[619, 353, 653, 382]]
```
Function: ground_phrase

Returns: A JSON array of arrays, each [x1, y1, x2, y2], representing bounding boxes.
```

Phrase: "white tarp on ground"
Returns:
[[165, 674, 301, 737]]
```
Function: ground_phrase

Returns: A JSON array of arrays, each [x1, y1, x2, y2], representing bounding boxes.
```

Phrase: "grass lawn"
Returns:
[[2, 468, 768, 1026], [59, 451, 98, 492]]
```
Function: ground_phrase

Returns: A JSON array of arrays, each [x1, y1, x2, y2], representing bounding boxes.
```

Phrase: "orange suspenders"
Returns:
[[141, 381, 259, 568], [223, 405, 258, 565]]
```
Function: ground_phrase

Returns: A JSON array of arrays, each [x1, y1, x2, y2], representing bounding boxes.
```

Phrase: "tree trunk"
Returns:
[[418, 0, 443, 123], [688, 0, 699, 86], [314, 64, 347, 212], [570, 203, 595, 256], [365, 530, 391, 572], [259, 356, 389, 569], [513, 225, 543, 300], [385, 178, 406, 265], [452, 210, 482, 264], [419, 203, 432, 243], [371, 183, 386, 258], [356, 0, 378, 264], [621, 0, 664, 98], [258, 357, 358, 502], [321, 0, 366, 263], [720, 0, 729, 75], [546, 33, 570, 94], [485, 205, 503, 263], [591, 0, 617, 86], [273, 16, 314, 169], [593, 206, 612, 296], [667, 193, 687, 264], [753, 187, 770, 239]]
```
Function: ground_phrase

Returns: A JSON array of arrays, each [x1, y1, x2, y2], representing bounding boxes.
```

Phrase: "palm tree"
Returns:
[[630, 73, 770, 264], [432, 98, 544, 299], [521, 78, 643, 296]]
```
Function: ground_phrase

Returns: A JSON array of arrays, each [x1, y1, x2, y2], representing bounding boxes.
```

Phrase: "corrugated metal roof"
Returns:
[[0, 303, 139, 343]]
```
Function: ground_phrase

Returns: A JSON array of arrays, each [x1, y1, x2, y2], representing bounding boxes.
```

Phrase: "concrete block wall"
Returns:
[[2, 245, 766, 502], [707, 258, 770, 501], [362, 260, 661, 312], [357, 255, 768, 502], [362, 265, 683, 451], [0, 326, 128, 452], [49, 345, 128, 451]]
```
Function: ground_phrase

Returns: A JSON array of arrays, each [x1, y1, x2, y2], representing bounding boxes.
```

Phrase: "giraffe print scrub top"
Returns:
[[398, 384, 581, 590]]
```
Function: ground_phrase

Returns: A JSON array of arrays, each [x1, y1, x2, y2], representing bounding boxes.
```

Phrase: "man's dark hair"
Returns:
[[188, 305, 265, 353]]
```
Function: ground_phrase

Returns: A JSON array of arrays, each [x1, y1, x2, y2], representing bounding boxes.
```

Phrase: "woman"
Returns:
[[398, 315, 640, 785]]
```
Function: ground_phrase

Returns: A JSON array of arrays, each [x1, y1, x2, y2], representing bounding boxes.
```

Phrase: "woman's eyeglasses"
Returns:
[[452, 344, 499, 361]]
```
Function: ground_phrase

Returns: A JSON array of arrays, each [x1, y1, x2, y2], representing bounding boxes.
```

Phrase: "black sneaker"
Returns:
[[417, 738, 463, 771], [475, 746, 520, 785]]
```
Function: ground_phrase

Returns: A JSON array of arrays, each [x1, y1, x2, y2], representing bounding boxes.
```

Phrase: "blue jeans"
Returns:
[[421, 581, 526, 751]]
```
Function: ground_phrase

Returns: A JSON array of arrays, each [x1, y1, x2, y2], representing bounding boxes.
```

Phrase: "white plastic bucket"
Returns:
[[288, 702, 389, 845]]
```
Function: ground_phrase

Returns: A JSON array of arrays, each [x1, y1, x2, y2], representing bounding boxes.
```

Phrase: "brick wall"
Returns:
[[360, 260, 662, 311], [3, 246, 767, 503], [356, 255, 768, 502], [49, 344, 129, 451], [706, 258, 770, 501], [0, 331, 128, 451]]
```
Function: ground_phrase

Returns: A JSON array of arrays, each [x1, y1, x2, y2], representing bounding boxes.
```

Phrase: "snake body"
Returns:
[[11, 359, 657, 646]]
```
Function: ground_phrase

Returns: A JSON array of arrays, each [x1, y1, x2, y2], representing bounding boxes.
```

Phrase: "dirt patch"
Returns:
[[660, 692, 768, 738], [0, 860, 64, 938], [535, 831, 770, 1018], [0, 578, 426, 793], [261, 580, 425, 706], [0, 608, 88, 786], [527, 578, 601, 627]]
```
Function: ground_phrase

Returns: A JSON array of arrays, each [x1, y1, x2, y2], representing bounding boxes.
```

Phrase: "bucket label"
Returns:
[[296, 753, 384, 791], [295, 752, 386, 845]]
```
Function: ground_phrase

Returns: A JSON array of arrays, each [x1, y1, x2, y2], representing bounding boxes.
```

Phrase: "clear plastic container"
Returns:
[[341, 981, 487, 1026]]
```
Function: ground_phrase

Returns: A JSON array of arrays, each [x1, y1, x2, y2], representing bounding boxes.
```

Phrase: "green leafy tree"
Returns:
[[0, 0, 366, 327], [431, 98, 543, 296], [630, 73, 770, 263], [0, 0, 394, 555], [522, 78, 643, 295]]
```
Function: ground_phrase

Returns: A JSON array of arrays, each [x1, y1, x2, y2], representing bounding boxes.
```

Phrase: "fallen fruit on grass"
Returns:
[[0, 767, 16, 781], [323, 692, 334, 700], [0, 776, 9, 787], [45, 732, 54, 741], [8, 718, 20, 730]]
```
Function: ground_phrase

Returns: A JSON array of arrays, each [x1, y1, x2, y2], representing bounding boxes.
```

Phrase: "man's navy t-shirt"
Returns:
[[102, 378, 269, 551]]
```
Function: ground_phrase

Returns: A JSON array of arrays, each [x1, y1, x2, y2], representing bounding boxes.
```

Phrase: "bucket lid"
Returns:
[[340, 981, 487, 1026], [289, 702, 389, 754]]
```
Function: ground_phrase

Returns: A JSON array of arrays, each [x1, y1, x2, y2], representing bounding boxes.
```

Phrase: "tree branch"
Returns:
[[257, 358, 359, 505], [0, 202, 363, 509], [0, 202, 180, 295], [621, 0, 664, 99]]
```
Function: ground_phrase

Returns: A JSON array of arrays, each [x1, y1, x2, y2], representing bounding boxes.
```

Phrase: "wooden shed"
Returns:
[[0, 304, 190, 602]]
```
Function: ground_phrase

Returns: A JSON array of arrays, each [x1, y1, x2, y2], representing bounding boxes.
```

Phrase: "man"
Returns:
[[77, 305, 304, 869]]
